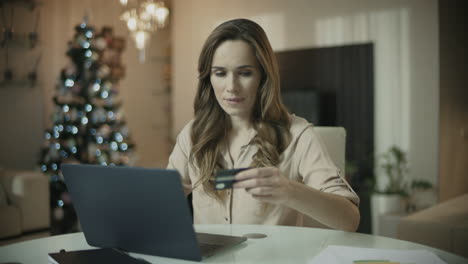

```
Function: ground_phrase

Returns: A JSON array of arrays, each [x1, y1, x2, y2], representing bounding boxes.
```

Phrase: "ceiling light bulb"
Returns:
[[146, 3, 157, 16], [127, 17, 137, 31], [155, 5, 169, 26], [135, 31, 149, 50]]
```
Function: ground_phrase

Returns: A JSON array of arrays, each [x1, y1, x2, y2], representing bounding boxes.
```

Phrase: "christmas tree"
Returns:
[[39, 20, 135, 234]]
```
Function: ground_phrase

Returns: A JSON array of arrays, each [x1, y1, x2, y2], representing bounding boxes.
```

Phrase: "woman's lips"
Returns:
[[224, 98, 245, 104]]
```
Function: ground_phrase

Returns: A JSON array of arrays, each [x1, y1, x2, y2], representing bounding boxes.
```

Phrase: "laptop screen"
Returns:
[[61, 164, 203, 261]]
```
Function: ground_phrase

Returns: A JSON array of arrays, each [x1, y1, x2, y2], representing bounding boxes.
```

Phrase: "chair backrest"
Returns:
[[314, 126, 346, 176], [301, 126, 346, 228]]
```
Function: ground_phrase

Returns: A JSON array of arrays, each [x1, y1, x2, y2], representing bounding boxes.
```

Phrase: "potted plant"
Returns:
[[370, 145, 409, 235], [407, 179, 435, 212]]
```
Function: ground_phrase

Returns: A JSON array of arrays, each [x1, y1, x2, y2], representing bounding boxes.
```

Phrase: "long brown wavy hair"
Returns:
[[190, 18, 291, 201]]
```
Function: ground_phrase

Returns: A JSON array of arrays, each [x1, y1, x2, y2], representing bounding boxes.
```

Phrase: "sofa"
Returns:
[[0, 168, 50, 239], [397, 193, 468, 258]]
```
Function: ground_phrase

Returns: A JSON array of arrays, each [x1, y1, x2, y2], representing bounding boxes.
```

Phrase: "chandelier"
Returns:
[[118, 0, 170, 63]]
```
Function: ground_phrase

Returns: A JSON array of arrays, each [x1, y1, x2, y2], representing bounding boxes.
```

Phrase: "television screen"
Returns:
[[281, 90, 320, 125]]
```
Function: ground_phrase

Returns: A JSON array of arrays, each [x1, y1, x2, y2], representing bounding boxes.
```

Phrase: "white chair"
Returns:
[[301, 126, 347, 228], [314, 126, 346, 175]]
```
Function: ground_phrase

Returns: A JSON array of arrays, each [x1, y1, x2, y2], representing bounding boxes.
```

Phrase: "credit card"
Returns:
[[214, 168, 250, 190]]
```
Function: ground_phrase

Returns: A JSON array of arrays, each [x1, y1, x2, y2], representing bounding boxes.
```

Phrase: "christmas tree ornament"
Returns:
[[100, 26, 113, 44], [92, 37, 107, 50], [99, 124, 112, 137], [101, 48, 118, 65], [97, 64, 111, 78], [111, 37, 126, 52], [90, 50, 99, 62], [71, 82, 82, 94], [111, 65, 125, 79]]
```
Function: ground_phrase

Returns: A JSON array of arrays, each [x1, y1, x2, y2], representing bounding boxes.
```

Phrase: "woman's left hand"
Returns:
[[233, 167, 294, 204]]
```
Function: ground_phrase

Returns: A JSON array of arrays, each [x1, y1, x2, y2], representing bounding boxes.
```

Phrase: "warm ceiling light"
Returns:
[[135, 31, 149, 50], [154, 3, 169, 27], [119, 0, 170, 63]]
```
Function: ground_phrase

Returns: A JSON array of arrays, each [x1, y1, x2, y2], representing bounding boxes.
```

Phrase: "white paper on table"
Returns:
[[308, 245, 447, 264]]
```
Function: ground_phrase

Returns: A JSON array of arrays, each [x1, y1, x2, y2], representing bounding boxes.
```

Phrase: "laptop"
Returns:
[[61, 164, 247, 261]]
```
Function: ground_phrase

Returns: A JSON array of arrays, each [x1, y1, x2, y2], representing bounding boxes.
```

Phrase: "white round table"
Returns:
[[0, 225, 466, 264]]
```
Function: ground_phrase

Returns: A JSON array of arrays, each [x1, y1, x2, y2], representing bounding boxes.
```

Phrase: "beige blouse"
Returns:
[[167, 115, 359, 226]]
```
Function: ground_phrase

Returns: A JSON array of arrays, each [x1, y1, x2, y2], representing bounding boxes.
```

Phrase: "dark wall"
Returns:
[[276, 43, 374, 233], [438, 0, 468, 201], [277, 43, 374, 183]]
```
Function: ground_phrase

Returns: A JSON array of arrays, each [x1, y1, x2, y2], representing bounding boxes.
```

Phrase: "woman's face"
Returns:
[[210, 40, 262, 121]]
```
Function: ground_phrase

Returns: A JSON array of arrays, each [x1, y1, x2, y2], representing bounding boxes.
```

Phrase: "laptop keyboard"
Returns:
[[199, 243, 222, 257], [196, 232, 247, 258]]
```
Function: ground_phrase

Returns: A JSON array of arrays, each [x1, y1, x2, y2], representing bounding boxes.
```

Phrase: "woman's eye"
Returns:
[[239, 71, 252, 77], [214, 71, 226, 77]]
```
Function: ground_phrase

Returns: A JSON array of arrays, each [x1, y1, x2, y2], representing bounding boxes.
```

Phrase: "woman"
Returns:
[[168, 18, 360, 231]]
